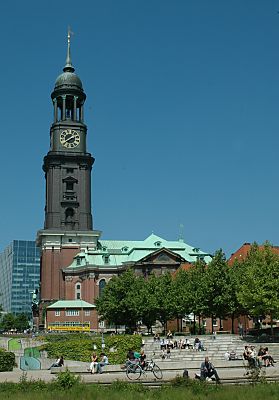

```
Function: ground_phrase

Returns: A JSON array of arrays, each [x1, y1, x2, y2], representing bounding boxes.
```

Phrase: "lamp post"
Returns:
[[101, 328, 105, 349]]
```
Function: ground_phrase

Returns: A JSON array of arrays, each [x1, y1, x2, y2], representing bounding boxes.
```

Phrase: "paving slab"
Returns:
[[0, 364, 279, 384]]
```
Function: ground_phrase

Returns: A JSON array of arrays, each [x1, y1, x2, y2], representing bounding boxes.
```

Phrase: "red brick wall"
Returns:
[[64, 276, 98, 303], [46, 308, 98, 330], [40, 246, 80, 301]]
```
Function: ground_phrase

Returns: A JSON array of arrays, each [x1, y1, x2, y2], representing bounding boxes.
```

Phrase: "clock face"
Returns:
[[60, 129, 80, 148]]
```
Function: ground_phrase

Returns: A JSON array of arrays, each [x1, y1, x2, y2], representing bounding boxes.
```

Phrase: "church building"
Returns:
[[37, 33, 211, 332]]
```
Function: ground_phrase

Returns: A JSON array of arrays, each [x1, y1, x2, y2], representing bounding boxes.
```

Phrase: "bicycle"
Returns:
[[126, 359, 163, 380]]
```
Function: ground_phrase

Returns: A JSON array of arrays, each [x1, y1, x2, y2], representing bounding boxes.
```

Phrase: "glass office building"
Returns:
[[0, 240, 40, 315]]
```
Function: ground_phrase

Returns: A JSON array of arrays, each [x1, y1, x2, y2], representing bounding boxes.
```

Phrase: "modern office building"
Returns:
[[0, 240, 40, 315]]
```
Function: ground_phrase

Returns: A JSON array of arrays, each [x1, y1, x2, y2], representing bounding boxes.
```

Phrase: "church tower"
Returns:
[[37, 31, 101, 305]]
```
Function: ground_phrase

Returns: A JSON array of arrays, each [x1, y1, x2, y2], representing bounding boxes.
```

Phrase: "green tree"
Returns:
[[0, 313, 15, 331], [140, 273, 161, 333], [227, 261, 248, 333], [153, 272, 177, 333], [187, 260, 208, 334], [95, 269, 143, 332], [14, 313, 30, 332], [172, 268, 192, 332], [236, 243, 279, 336], [204, 250, 233, 333]]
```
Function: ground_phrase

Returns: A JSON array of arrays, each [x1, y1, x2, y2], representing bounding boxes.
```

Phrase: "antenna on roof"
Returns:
[[178, 223, 184, 242]]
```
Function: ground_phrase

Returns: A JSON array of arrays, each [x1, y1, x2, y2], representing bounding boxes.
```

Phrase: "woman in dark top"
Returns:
[[139, 350, 146, 369]]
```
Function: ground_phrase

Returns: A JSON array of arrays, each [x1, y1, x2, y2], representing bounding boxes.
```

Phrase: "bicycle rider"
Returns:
[[139, 349, 146, 369], [125, 349, 138, 369]]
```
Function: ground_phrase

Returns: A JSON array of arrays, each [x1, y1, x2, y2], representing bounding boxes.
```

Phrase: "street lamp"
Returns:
[[101, 328, 105, 349]]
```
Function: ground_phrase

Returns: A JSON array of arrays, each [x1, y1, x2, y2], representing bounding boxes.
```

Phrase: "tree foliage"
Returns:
[[0, 313, 30, 332], [0, 349, 16, 371], [236, 243, 279, 321], [96, 270, 176, 333], [95, 269, 143, 331], [205, 250, 232, 318], [95, 244, 279, 333]]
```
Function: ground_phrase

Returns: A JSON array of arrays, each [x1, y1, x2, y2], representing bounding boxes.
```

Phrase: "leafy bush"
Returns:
[[0, 348, 16, 371], [55, 369, 81, 390], [40, 334, 142, 364], [18, 372, 48, 392]]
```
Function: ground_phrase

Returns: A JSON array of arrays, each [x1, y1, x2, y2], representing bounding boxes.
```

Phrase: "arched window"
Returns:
[[99, 279, 106, 297], [75, 282, 81, 300]]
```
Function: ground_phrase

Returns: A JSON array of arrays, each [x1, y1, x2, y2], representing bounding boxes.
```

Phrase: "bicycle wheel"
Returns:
[[126, 364, 142, 380], [152, 364, 163, 379]]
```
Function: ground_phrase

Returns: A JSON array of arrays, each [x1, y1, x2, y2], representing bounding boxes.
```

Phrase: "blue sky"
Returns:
[[0, 0, 279, 257]]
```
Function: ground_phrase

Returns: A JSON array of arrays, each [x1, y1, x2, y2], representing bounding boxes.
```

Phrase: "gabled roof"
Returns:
[[228, 242, 279, 266], [64, 233, 212, 271], [135, 247, 186, 264], [47, 300, 96, 309]]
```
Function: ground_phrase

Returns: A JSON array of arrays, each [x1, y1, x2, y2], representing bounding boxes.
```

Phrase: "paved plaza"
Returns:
[[1, 335, 279, 385]]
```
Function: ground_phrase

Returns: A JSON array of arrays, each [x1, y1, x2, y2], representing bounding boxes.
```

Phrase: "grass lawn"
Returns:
[[7, 339, 21, 351], [0, 381, 279, 400]]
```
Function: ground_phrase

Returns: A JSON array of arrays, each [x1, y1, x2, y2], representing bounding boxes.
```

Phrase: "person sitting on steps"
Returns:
[[96, 352, 109, 374], [88, 352, 98, 374], [262, 347, 276, 367], [48, 355, 64, 370], [200, 356, 221, 383]]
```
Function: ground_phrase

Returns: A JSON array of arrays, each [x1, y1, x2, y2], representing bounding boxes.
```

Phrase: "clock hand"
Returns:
[[64, 135, 75, 142]]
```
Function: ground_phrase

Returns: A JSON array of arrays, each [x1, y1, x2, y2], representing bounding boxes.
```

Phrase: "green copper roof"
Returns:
[[65, 233, 212, 270], [47, 300, 96, 309]]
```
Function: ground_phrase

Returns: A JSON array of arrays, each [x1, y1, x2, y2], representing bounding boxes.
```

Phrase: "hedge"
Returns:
[[0, 348, 16, 371], [39, 334, 142, 364]]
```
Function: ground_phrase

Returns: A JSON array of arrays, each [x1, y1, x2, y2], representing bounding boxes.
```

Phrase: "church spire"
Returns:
[[63, 27, 75, 73]]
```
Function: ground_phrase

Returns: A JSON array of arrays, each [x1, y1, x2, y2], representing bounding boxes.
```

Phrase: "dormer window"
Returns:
[[103, 255, 109, 264], [76, 257, 81, 266], [192, 247, 200, 253], [122, 246, 129, 252], [154, 241, 162, 247]]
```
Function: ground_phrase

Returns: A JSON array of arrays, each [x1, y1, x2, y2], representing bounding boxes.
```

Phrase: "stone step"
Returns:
[[50, 359, 248, 374]]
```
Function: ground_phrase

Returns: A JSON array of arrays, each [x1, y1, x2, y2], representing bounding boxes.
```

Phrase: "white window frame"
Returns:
[[66, 310, 79, 316]]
